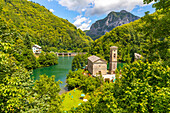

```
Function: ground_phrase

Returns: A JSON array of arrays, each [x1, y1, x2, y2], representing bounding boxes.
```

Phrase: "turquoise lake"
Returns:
[[31, 56, 74, 93]]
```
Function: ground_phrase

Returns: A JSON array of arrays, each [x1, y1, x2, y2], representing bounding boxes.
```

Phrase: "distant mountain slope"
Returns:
[[0, 0, 92, 52], [86, 10, 140, 40]]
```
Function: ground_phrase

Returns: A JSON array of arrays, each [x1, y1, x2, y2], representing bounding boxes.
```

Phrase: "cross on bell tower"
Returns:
[[109, 46, 118, 74]]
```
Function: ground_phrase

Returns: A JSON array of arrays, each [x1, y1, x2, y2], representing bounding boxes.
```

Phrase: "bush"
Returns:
[[66, 69, 104, 93]]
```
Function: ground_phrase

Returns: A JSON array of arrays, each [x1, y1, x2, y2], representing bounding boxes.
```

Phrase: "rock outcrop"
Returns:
[[86, 10, 140, 40]]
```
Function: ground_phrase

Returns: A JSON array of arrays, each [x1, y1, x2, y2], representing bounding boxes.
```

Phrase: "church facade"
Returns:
[[88, 55, 107, 75]]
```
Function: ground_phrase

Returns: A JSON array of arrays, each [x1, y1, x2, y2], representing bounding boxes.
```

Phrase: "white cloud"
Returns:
[[87, 0, 145, 15], [48, 0, 53, 1], [49, 9, 54, 12], [73, 15, 87, 26], [57, 0, 152, 16], [82, 8, 87, 12], [57, 0, 93, 13], [73, 15, 91, 31]]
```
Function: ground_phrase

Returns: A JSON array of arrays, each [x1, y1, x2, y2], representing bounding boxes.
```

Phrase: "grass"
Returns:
[[61, 88, 85, 111]]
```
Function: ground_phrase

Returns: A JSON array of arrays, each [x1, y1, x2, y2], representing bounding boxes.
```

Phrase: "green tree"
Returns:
[[38, 51, 46, 66], [22, 49, 39, 69], [66, 70, 84, 90], [114, 61, 170, 112], [74, 83, 121, 113], [31, 75, 62, 112], [44, 52, 58, 66], [66, 69, 103, 93], [24, 33, 32, 49], [72, 54, 90, 71], [143, 0, 169, 11], [141, 0, 170, 64], [0, 51, 34, 112]]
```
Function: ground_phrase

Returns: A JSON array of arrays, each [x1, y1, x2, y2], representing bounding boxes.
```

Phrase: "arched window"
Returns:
[[114, 54, 116, 58]]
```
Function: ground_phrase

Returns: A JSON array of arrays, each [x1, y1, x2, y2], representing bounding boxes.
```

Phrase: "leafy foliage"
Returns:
[[72, 54, 90, 71], [144, 0, 170, 11], [38, 52, 58, 67], [31, 75, 62, 112], [66, 69, 103, 93]]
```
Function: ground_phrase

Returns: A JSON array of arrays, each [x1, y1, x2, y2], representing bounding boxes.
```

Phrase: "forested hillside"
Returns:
[[0, 16, 59, 70], [0, 0, 92, 52], [89, 7, 170, 65]]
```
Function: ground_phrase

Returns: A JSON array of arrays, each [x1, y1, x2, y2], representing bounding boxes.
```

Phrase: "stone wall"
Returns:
[[93, 63, 107, 75], [88, 60, 93, 74]]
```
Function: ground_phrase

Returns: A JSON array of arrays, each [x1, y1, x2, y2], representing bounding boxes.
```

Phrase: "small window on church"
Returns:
[[99, 65, 101, 67], [114, 54, 116, 58]]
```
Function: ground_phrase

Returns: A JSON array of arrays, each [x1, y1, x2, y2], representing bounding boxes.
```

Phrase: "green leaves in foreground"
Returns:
[[32, 75, 62, 112], [66, 69, 103, 93], [117, 61, 170, 112]]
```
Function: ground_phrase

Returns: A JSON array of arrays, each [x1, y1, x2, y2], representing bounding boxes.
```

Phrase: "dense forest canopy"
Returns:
[[0, 0, 92, 52]]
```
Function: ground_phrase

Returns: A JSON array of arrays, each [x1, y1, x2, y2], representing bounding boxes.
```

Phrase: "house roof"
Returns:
[[33, 44, 41, 49], [134, 53, 142, 59], [88, 55, 107, 63], [110, 46, 118, 49]]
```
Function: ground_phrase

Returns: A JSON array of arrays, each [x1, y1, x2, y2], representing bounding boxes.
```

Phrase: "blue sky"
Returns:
[[29, 0, 155, 31]]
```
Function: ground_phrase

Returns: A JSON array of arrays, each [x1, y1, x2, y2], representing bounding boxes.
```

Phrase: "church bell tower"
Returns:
[[109, 46, 118, 74]]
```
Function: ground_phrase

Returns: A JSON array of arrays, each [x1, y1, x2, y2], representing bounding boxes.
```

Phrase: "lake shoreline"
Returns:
[[31, 56, 74, 93]]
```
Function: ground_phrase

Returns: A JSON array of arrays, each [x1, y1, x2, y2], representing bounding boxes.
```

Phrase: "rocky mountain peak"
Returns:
[[86, 10, 140, 40], [120, 10, 128, 13]]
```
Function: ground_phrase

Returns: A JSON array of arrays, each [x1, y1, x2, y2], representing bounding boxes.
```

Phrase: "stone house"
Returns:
[[134, 53, 142, 61], [32, 44, 42, 54], [88, 55, 107, 75]]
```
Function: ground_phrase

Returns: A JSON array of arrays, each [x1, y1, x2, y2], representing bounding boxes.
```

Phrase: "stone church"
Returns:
[[88, 46, 118, 76], [88, 55, 107, 75]]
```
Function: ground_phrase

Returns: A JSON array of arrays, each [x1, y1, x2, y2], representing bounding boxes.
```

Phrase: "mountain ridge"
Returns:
[[86, 10, 140, 40]]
